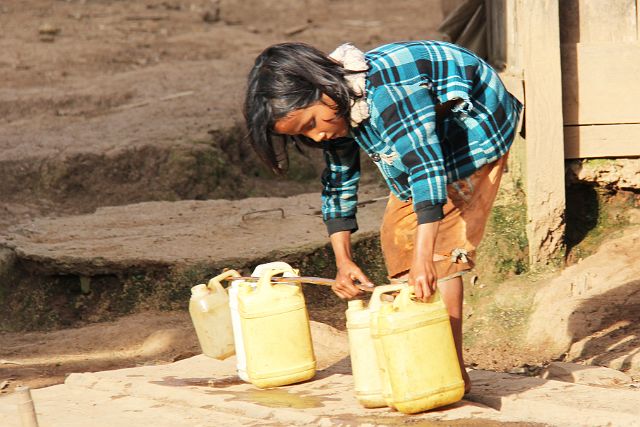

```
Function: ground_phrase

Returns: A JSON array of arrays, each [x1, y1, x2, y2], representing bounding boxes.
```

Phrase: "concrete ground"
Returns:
[[1, 322, 638, 427]]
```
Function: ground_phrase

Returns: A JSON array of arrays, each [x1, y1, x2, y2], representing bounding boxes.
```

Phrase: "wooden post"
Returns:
[[520, 0, 566, 265]]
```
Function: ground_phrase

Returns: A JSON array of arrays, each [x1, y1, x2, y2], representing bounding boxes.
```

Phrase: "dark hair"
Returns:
[[243, 42, 360, 174]]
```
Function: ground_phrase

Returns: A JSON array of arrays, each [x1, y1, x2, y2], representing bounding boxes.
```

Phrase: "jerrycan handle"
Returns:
[[393, 286, 444, 310], [207, 269, 241, 294], [256, 267, 298, 291], [252, 261, 299, 278], [369, 283, 409, 312]]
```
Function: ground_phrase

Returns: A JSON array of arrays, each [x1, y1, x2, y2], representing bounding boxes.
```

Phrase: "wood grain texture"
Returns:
[[561, 43, 640, 125], [521, 0, 566, 264], [559, 0, 637, 44], [564, 124, 640, 158]]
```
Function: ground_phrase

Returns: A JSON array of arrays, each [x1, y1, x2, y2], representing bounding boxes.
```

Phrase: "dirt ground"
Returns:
[[0, 0, 448, 392], [0, 311, 200, 390], [0, 0, 444, 230], [1, 0, 638, 398]]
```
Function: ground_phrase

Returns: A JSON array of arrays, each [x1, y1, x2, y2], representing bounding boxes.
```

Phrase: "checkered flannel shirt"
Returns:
[[322, 41, 523, 235]]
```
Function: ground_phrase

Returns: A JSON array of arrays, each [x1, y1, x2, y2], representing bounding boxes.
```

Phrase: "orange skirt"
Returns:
[[380, 154, 508, 279]]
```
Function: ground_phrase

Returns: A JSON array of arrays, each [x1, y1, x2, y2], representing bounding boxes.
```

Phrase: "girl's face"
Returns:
[[273, 94, 349, 142]]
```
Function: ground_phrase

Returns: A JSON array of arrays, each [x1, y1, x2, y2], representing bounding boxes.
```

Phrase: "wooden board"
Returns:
[[564, 123, 640, 158], [561, 43, 640, 125], [504, 0, 523, 74], [559, 0, 637, 43], [498, 72, 524, 104]]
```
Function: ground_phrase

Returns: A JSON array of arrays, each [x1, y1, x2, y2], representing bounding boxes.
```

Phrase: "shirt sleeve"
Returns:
[[321, 137, 361, 235], [370, 84, 446, 223]]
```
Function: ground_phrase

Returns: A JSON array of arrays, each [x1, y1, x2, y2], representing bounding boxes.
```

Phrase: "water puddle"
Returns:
[[215, 388, 338, 409], [149, 375, 245, 388], [149, 375, 337, 409], [144, 376, 544, 424]]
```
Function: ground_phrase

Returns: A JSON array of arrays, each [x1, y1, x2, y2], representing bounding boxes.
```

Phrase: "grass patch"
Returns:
[[474, 178, 529, 285], [582, 158, 616, 168]]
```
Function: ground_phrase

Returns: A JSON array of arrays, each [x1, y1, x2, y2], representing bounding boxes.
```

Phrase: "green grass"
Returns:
[[582, 158, 616, 168], [474, 180, 530, 285]]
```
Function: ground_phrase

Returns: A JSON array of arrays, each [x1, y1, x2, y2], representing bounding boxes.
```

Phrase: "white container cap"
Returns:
[[348, 299, 364, 310], [191, 284, 209, 297]]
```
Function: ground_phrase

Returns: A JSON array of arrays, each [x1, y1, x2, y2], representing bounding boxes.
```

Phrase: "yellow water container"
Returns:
[[371, 286, 464, 414], [346, 284, 407, 408], [238, 267, 316, 388], [189, 270, 238, 360], [370, 300, 396, 408]]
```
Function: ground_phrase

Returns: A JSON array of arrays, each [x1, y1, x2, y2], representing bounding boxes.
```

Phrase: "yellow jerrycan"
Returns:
[[371, 286, 464, 414], [238, 267, 316, 388], [189, 269, 238, 360], [346, 284, 407, 408], [229, 261, 299, 382]]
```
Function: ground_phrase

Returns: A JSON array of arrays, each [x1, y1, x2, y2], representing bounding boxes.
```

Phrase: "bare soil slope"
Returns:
[[0, 0, 444, 230]]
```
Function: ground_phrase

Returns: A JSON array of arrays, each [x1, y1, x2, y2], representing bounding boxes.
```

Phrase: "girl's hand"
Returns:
[[408, 257, 438, 301], [333, 261, 373, 299]]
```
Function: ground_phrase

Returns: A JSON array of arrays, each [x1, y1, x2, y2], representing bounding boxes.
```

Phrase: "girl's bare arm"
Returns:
[[329, 230, 373, 299]]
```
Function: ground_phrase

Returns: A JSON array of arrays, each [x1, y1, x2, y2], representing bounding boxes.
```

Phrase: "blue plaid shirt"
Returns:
[[322, 41, 523, 235]]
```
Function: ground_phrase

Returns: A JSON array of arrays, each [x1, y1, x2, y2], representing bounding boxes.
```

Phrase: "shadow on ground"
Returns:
[[566, 279, 640, 371]]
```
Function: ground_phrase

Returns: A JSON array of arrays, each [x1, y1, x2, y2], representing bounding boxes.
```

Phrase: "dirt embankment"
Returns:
[[0, 0, 443, 231]]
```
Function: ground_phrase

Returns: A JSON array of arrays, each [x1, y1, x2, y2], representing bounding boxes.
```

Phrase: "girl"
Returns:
[[244, 41, 523, 392]]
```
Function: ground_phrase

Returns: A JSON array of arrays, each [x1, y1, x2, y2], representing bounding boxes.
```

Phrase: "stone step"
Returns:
[[1, 187, 387, 277]]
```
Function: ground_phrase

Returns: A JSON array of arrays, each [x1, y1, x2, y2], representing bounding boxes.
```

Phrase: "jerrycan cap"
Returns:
[[191, 284, 209, 297], [348, 299, 364, 310]]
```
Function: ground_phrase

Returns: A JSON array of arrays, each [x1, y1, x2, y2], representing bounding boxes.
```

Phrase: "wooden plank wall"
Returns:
[[562, 44, 640, 126], [494, 0, 639, 264], [564, 124, 640, 158], [559, 0, 637, 43], [560, 0, 640, 158]]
